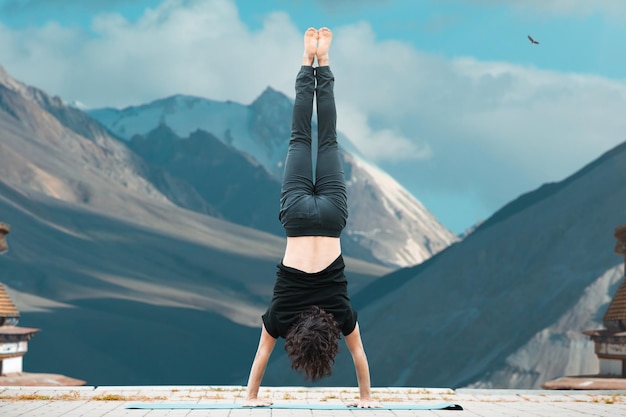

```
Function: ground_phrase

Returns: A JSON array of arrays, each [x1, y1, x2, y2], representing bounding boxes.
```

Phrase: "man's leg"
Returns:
[[279, 29, 317, 218], [314, 28, 347, 218]]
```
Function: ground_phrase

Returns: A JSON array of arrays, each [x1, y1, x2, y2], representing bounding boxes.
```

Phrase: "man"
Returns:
[[244, 28, 381, 409]]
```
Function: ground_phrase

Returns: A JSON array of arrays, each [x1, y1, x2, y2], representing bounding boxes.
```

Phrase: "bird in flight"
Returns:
[[528, 35, 539, 45]]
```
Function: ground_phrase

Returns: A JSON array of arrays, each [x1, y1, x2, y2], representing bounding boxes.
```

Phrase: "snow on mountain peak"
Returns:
[[344, 152, 458, 266]]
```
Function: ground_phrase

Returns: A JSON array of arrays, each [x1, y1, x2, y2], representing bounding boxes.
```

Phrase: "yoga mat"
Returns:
[[126, 402, 463, 410]]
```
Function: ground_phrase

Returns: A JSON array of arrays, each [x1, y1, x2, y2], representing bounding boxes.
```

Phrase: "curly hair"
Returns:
[[284, 305, 341, 381]]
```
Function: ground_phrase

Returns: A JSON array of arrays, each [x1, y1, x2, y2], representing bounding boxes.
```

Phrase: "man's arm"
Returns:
[[244, 324, 277, 406], [344, 322, 382, 408]]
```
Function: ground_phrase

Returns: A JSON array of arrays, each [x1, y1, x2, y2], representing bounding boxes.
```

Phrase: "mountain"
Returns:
[[342, 153, 459, 266], [345, 139, 626, 389], [89, 90, 458, 268], [128, 124, 282, 235], [0, 65, 390, 384]]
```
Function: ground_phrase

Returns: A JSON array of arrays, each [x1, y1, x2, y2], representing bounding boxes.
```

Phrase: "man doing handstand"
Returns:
[[244, 27, 381, 409]]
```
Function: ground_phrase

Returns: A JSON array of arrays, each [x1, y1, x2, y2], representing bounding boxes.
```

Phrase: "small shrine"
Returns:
[[0, 222, 40, 376], [543, 224, 626, 389], [0, 283, 39, 375], [0, 222, 85, 385], [583, 224, 626, 377]]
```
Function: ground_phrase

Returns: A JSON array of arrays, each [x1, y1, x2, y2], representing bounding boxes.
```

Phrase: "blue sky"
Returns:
[[1, 0, 625, 234]]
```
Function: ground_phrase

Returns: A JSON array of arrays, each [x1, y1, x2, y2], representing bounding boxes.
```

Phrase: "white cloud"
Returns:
[[338, 103, 432, 161], [452, 59, 626, 179], [0, 0, 302, 108]]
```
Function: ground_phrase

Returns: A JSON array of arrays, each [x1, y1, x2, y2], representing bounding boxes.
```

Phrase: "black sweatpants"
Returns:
[[279, 66, 348, 238]]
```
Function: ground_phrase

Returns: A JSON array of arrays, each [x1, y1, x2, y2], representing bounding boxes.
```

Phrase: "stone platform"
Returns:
[[1, 385, 626, 416]]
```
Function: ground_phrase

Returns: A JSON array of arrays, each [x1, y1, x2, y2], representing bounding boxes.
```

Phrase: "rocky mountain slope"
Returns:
[[467, 263, 624, 389], [128, 124, 283, 235]]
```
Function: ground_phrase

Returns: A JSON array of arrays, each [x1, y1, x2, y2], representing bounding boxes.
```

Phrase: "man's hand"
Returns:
[[344, 323, 380, 408], [244, 398, 273, 407], [347, 400, 383, 408], [244, 325, 277, 407]]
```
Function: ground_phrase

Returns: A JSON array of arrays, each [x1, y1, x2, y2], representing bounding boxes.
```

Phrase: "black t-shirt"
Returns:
[[262, 255, 358, 339]]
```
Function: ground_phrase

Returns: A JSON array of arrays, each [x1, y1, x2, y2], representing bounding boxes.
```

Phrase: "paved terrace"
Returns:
[[1, 385, 626, 417]]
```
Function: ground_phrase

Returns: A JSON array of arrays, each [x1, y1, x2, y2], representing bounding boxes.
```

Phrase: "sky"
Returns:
[[1, 0, 625, 234]]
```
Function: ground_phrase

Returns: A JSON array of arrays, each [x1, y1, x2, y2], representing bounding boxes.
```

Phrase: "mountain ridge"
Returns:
[[478, 140, 626, 233], [89, 88, 459, 267]]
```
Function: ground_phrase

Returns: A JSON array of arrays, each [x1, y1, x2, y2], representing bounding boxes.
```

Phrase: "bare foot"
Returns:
[[316, 27, 332, 66], [303, 27, 318, 66]]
